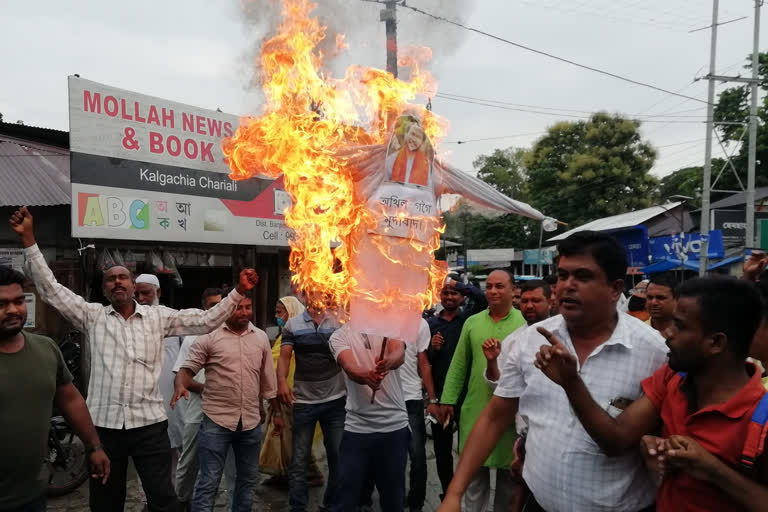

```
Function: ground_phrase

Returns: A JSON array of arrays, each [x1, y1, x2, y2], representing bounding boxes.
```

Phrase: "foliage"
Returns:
[[525, 113, 659, 227], [662, 53, 768, 202]]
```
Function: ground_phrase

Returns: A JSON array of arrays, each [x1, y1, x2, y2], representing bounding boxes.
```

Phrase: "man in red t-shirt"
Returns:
[[535, 277, 768, 512]]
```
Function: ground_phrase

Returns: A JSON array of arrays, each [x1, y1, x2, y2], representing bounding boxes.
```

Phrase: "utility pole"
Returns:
[[701, 0, 762, 261], [380, 1, 398, 77], [699, 0, 719, 276], [746, 0, 762, 247]]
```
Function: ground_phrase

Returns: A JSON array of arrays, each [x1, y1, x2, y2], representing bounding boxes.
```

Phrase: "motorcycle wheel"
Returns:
[[46, 426, 89, 497]]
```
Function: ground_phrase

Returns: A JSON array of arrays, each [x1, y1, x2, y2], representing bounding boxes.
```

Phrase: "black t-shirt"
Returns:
[[426, 282, 487, 398], [0, 332, 73, 507]]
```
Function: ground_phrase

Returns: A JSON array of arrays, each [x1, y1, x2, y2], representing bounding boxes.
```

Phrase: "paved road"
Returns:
[[48, 434, 453, 512]]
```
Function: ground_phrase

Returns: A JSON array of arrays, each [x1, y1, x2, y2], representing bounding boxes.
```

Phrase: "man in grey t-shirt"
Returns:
[[279, 304, 345, 512], [329, 324, 408, 512]]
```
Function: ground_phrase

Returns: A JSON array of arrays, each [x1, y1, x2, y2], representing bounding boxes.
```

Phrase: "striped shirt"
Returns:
[[281, 311, 345, 404], [24, 244, 244, 430]]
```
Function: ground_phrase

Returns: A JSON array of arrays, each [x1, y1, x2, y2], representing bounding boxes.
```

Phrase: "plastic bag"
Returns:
[[259, 405, 292, 476], [123, 250, 138, 273], [162, 251, 183, 287], [97, 249, 117, 272]]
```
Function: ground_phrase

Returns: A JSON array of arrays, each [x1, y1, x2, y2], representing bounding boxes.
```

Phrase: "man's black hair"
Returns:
[[0, 266, 25, 288], [201, 287, 224, 305], [648, 272, 677, 295], [676, 277, 762, 359], [520, 279, 552, 299], [557, 231, 627, 282], [542, 274, 558, 286]]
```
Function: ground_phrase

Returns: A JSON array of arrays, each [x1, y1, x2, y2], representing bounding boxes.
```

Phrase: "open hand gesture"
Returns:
[[482, 338, 501, 362], [534, 327, 578, 386], [744, 252, 768, 280], [171, 381, 190, 409]]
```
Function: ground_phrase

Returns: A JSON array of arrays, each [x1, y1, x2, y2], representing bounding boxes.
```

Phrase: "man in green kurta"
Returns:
[[439, 269, 525, 511]]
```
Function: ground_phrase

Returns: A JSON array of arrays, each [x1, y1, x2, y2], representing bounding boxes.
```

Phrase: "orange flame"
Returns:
[[223, 0, 448, 312]]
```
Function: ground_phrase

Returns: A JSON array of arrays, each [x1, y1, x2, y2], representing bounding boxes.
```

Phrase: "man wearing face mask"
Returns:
[[10, 207, 259, 512]]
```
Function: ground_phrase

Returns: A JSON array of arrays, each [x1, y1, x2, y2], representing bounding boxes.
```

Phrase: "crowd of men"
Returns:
[[5, 204, 768, 512]]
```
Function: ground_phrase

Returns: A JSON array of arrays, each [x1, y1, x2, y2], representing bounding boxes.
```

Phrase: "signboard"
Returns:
[[712, 209, 768, 245], [610, 228, 649, 268], [523, 249, 553, 265], [0, 248, 24, 274], [24, 293, 35, 329], [68, 77, 293, 245], [649, 230, 724, 263], [759, 219, 768, 250]]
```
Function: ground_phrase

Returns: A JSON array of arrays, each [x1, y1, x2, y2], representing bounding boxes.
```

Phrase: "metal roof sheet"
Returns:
[[0, 137, 70, 206], [708, 187, 768, 210], [547, 202, 683, 242]]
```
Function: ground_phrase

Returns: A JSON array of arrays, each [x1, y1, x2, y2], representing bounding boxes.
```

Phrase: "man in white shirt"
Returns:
[[329, 325, 408, 512], [10, 207, 258, 512], [398, 319, 431, 512], [439, 231, 667, 512]]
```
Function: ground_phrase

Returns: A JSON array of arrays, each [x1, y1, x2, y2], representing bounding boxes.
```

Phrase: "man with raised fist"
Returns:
[[9, 206, 259, 512]]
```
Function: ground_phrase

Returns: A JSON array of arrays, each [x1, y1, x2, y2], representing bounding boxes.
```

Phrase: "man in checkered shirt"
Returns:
[[438, 231, 667, 512], [10, 207, 259, 512]]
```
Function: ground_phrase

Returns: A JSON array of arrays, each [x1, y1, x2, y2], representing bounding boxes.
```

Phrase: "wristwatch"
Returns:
[[428, 398, 439, 404]]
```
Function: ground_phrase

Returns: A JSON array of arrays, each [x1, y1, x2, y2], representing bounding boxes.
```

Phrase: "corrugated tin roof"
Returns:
[[547, 202, 683, 242], [708, 187, 768, 210], [0, 136, 70, 206]]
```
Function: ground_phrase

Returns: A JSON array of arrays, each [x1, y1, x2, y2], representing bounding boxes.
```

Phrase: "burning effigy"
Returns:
[[223, 0, 547, 341]]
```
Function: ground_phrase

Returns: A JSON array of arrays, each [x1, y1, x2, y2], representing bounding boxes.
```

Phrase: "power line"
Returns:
[[437, 92, 707, 119], [434, 94, 706, 124], [401, 3, 711, 105], [443, 132, 545, 144]]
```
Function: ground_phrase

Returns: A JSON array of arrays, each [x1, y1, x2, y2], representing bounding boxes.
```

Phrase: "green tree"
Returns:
[[659, 53, 768, 204], [473, 147, 529, 199], [709, 52, 768, 190], [657, 158, 727, 207], [525, 112, 659, 227]]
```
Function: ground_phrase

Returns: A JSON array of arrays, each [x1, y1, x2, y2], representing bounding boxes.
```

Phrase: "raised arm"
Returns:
[[452, 280, 488, 316], [10, 207, 93, 330], [535, 327, 661, 455], [163, 270, 257, 336]]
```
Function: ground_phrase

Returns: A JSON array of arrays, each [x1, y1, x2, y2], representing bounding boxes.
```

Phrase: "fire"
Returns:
[[223, 0, 448, 313]]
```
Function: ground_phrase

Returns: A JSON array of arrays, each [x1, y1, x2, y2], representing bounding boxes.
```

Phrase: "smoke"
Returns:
[[237, 0, 477, 89]]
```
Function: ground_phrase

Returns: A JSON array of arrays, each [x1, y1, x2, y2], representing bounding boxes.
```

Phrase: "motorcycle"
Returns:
[[46, 329, 89, 496]]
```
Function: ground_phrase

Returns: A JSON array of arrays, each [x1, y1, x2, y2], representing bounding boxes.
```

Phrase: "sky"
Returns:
[[1, 0, 765, 185]]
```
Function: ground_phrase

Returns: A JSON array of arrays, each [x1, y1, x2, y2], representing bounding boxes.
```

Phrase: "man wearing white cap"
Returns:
[[9, 207, 259, 512], [134, 274, 185, 481]]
